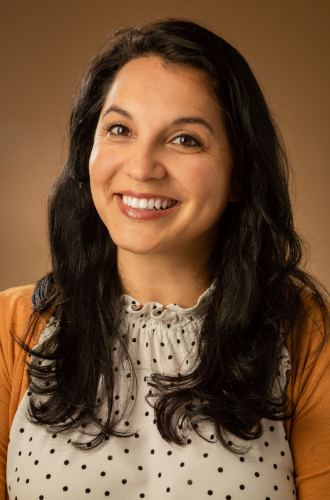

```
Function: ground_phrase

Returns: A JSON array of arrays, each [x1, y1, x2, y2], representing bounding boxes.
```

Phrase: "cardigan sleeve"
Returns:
[[283, 294, 330, 500], [0, 285, 43, 500]]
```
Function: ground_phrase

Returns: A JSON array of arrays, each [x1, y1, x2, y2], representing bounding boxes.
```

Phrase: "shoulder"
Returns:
[[0, 284, 35, 331], [0, 284, 35, 307], [292, 289, 329, 360], [285, 289, 330, 409], [0, 285, 36, 355]]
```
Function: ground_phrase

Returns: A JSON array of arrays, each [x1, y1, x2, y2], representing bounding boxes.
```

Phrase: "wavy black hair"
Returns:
[[17, 18, 329, 454]]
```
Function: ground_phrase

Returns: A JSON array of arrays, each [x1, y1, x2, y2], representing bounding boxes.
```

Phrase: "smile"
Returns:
[[116, 194, 180, 221], [121, 195, 177, 211]]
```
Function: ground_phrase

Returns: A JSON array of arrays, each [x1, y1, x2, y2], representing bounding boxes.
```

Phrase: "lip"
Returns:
[[116, 190, 177, 202], [115, 194, 180, 221]]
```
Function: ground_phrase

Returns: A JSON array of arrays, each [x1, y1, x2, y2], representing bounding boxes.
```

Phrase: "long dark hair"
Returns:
[[18, 18, 329, 454]]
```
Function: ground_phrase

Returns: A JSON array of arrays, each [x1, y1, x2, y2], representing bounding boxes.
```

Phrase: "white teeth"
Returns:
[[121, 195, 177, 210], [131, 198, 139, 208], [138, 198, 148, 209]]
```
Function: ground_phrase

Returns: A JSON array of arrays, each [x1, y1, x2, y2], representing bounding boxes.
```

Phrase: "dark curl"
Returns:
[[17, 18, 329, 454]]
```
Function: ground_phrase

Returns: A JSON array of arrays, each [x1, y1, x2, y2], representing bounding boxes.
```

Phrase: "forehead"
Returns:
[[101, 56, 220, 119]]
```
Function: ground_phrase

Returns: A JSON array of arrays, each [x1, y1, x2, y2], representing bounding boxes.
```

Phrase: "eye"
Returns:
[[172, 134, 201, 148], [106, 122, 130, 136]]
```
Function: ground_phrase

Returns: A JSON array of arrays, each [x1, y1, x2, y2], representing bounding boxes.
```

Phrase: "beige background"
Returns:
[[0, 0, 329, 292]]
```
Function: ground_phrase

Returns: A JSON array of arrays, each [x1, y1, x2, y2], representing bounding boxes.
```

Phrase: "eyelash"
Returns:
[[104, 121, 202, 148]]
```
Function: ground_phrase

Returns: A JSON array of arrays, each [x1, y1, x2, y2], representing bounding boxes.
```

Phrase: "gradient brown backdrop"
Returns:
[[1, 0, 329, 292]]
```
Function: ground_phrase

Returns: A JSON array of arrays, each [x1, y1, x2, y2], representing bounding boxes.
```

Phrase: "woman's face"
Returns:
[[89, 56, 237, 258]]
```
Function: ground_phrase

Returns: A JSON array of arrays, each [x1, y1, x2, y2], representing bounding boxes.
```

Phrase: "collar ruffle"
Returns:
[[120, 281, 216, 322]]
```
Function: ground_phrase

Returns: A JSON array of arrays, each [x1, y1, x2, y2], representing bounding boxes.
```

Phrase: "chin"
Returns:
[[117, 243, 162, 256], [111, 233, 163, 255]]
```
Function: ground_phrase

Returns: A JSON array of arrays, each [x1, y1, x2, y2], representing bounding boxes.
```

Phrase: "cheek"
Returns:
[[89, 144, 116, 188], [184, 164, 232, 212], [88, 146, 115, 224]]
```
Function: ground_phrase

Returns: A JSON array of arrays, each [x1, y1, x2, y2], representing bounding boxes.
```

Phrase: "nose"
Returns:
[[122, 140, 166, 182]]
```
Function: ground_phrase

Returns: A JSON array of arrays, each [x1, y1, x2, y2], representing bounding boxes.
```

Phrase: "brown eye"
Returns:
[[107, 124, 129, 136], [172, 134, 201, 148]]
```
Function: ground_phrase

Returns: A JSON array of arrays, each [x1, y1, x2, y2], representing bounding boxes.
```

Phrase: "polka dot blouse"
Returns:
[[7, 284, 296, 499]]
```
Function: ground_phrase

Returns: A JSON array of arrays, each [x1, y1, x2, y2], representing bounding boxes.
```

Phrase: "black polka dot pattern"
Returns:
[[6, 284, 296, 499]]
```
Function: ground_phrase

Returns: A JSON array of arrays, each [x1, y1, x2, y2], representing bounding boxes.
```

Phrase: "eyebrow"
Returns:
[[102, 105, 215, 135]]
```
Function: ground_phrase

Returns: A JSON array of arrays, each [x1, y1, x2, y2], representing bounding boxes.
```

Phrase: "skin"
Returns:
[[89, 56, 240, 309]]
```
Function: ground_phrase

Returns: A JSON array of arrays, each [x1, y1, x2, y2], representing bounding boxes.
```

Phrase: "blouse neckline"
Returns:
[[119, 281, 216, 322]]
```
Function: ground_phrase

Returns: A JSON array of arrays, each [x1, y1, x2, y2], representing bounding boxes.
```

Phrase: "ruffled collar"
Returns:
[[120, 281, 216, 322]]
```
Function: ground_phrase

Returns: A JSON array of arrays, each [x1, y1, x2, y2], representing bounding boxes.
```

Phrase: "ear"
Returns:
[[229, 177, 243, 202]]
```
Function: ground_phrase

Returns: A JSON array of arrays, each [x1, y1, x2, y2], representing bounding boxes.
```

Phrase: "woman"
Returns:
[[1, 18, 329, 500]]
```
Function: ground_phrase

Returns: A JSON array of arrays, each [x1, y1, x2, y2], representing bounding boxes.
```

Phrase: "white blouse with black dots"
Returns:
[[7, 283, 297, 499]]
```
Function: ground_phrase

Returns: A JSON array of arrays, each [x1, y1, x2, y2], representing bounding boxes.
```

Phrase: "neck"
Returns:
[[117, 243, 212, 310]]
